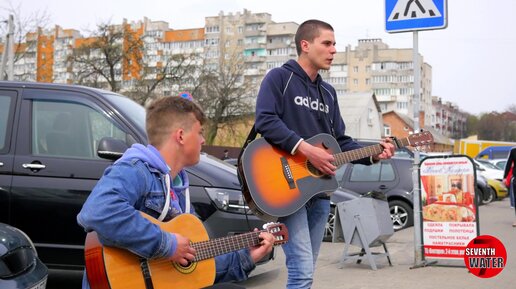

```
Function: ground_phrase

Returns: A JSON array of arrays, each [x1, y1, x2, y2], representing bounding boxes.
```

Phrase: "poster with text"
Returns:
[[419, 155, 479, 259]]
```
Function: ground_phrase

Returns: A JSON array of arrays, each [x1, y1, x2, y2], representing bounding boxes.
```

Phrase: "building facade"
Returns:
[[3, 10, 465, 140]]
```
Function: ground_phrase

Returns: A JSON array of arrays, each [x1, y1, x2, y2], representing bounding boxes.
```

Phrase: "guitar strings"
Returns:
[[272, 144, 385, 174], [138, 227, 285, 266]]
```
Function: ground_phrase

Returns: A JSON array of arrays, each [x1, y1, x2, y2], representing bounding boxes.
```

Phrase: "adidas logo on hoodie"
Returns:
[[294, 95, 329, 113]]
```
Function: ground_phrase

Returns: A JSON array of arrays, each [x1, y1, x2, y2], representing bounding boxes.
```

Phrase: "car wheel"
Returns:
[[475, 186, 484, 206], [389, 200, 413, 231], [323, 205, 335, 242], [483, 187, 496, 204]]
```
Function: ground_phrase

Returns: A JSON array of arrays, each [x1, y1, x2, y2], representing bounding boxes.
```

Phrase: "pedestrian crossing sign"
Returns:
[[385, 0, 447, 33]]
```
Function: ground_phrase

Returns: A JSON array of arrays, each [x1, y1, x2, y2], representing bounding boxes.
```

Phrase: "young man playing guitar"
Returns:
[[78, 96, 275, 289], [255, 19, 395, 289]]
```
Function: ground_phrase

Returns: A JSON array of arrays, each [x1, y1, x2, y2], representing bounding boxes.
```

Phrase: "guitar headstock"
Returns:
[[263, 222, 289, 245], [407, 130, 434, 150]]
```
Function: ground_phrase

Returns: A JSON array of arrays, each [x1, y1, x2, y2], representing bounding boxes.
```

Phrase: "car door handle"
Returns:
[[379, 185, 388, 190], [22, 163, 46, 170], [0, 162, 3, 167]]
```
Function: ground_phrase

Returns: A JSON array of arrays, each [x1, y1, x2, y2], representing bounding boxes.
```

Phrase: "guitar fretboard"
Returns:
[[192, 231, 262, 261], [333, 137, 409, 166]]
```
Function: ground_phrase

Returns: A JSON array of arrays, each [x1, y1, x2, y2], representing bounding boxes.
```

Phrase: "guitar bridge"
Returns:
[[280, 157, 296, 189]]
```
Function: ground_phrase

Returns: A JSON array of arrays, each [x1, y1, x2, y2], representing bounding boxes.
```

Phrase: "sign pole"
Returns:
[[411, 31, 436, 269], [385, 0, 447, 269], [411, 30, 424, 266]]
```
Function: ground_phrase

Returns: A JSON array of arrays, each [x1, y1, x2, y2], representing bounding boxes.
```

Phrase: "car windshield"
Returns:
[[102, 93, 146, 132], [477, 160, 502, 170]]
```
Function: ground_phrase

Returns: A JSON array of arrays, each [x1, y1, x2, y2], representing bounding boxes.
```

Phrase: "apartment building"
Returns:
[[4, 10, 464, 139], [203, 10, 297, 94], [432, 96, 467, 139], [328, 38, 433, 126]]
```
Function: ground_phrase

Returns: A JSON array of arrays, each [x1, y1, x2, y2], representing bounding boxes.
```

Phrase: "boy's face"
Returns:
[[182, 119, 205, 166]]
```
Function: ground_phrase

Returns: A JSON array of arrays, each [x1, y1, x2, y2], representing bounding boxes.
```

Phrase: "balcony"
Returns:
[[245, 55, 266, 63]]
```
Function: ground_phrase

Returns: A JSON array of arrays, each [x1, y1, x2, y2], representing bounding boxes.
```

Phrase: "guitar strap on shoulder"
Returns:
[[236, 124, 258, 186]]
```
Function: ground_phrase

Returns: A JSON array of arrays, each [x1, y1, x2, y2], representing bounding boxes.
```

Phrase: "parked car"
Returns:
[[336, 157, 415, 232], [477, 158, 508, 171], [222, 157, 238, 166], [473, 159, 504, 181], [487, 178, 508, 201], [0, 81, 271, 271], [0, 223, 48, 289]]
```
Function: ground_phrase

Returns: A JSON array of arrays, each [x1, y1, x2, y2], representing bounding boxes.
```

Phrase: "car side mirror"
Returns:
[[97, 137, 128, 161]]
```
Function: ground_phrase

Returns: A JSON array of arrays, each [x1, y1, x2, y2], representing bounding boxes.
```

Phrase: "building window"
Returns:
[[206, 26, 220, 33], [384, 125, 391, 136]]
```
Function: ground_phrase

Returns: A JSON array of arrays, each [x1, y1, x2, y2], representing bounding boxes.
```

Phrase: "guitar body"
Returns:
[[241, 133, 341, 220], [85, 213, 215, 289]]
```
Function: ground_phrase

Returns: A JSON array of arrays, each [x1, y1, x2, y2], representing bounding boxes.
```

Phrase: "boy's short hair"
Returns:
[[146, 96, 206, 147]]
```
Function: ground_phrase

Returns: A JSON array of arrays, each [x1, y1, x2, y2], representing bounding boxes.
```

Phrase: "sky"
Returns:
[[3, 0, 516, 116]]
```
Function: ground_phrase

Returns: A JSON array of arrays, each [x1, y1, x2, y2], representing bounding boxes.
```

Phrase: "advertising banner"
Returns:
[[419, 155, 479, 260]]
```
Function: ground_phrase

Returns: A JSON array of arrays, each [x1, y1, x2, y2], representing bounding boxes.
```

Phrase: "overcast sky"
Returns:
[[4, 0, 516, 115]]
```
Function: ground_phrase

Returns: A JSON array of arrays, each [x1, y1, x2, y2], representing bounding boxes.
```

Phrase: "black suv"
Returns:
[[0, 81, 269, 270]]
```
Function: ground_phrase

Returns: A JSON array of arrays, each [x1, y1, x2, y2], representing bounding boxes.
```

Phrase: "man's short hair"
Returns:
[[295, 19, 334, 56], [146, 96, 206, 147]]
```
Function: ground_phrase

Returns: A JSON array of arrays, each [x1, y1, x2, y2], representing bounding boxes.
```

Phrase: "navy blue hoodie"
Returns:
[[255, 59, 370, 165]]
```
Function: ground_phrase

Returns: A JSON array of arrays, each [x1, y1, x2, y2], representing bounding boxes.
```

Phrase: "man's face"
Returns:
[[182, 119, 205, 166], [305, 28, 336, 70]]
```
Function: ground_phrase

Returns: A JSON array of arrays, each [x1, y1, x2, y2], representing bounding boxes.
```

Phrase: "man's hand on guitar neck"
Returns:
[[249, 230, 275, 263], [170, 233, 196, 266], [297, 141, 336, 176], [372, 138, 396, 162]]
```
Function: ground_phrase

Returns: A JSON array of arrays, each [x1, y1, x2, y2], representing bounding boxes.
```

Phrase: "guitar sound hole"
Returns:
[[173, 260, 197, 274], [307, 162, 323, 177]]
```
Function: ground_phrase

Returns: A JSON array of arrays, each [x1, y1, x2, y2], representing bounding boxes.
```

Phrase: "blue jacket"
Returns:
[[256, 59, 371, 165], [77, 144, 254, 288]]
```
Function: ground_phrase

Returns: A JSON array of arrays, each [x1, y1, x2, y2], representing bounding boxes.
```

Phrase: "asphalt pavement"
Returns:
[[240, 198, 516, 289]]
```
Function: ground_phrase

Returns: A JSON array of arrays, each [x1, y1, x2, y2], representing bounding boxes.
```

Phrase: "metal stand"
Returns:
[[339, 215, 392, 271]]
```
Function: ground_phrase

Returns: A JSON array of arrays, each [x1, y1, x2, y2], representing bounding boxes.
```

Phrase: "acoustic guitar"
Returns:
[[239, 132, 433, 221], [84, 212, 288, 289]]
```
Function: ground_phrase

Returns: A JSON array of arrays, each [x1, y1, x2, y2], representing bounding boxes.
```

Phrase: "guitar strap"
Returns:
[[236, 124, 258, 185]]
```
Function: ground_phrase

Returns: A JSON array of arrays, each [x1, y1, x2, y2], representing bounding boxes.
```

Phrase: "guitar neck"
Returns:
[[192, 231, 262, 262], [334, 137, 408, 166]]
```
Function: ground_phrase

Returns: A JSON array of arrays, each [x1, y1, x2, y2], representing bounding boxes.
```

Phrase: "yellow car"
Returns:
[[487, 179, 508, 200]]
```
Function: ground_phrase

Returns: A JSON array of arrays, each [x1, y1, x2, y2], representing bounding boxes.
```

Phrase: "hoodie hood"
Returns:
[[116, 144, 190, 189], [116, 144, 169, 174]]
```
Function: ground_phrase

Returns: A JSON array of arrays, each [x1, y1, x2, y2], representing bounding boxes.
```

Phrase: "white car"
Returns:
[[483, 159, 507, 171], [474, 159, 504, 181]]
